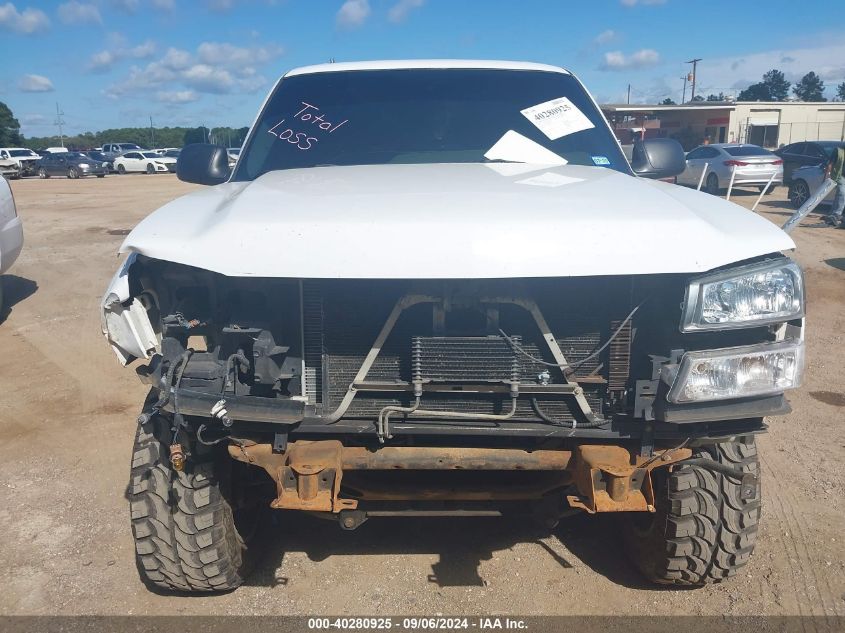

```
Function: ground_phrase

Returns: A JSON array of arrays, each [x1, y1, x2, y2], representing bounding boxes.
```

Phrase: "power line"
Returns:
[[54, 102, 66, 147]]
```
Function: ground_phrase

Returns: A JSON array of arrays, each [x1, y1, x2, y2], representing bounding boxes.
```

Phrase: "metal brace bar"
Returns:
[[322, 294, 439, 423]]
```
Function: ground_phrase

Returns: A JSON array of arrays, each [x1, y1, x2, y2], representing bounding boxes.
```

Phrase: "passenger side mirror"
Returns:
[[176, 143, 231, 186], [631, 138, 686, 180]]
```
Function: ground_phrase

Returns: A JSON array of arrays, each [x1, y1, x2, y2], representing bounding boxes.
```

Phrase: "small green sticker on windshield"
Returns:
[[591, 155, 610, 166]]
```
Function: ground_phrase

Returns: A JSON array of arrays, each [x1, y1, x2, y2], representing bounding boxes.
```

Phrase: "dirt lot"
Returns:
[[0, 174, 843, 617]]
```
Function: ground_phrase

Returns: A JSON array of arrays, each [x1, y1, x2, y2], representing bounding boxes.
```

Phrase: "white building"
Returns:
[[601, 101, 845, 150]]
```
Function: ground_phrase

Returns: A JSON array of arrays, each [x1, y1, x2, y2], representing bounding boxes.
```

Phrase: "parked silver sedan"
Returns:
[[676, 143, 783, 195], [787, 164, 836, 209]]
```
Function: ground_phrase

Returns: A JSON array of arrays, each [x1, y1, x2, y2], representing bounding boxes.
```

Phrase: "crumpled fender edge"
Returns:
[[100, 252, 159, 365]]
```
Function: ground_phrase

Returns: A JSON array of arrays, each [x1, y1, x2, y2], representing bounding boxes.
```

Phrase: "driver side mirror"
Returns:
[[176, 143, 231, 185], [631, 138, 686, 179]]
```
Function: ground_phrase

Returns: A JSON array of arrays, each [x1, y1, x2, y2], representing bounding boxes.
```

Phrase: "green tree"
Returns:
[[762, 69, 790, 101], [793, 72, 826, 101], [183, 126, 209, 145], [661, 97, 676, 105], [739, 69, 791, 102], [738, 82, 771, 101], [837, 82, 845, 101], [0, 102, 23, 147], [706, 92, 726, 101], [691, 95, 704, 102]]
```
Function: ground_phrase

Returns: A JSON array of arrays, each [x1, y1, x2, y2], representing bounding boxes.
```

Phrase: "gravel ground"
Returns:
[[0, 174, 843, 617]]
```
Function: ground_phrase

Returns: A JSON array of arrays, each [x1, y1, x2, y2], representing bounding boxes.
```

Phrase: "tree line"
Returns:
[[662, 69, 845, 105], [0, 103, 248, 150]]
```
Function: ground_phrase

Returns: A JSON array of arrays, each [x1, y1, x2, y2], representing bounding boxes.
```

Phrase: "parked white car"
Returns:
[[788, 164, 837, 209], [113, 151, 177, 174], [0, 147, 40, 177], [677, 143, 782, 195], [103, 59, 803, 594], [0, 176, 24, 314]]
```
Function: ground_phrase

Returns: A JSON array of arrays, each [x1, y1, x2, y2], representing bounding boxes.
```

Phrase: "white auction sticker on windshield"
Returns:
[[520, 97, 594, 140]]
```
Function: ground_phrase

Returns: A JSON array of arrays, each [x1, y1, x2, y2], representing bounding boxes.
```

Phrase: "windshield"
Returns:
[[120, 144, 142, 150], [9, 149, 37, 157], [87, 152, 107, 160], [724, 145, 772, 157], [819, 142, 845, 160], [233, 69, 628, 181], [142, 152, 160, 158], [66, 152, 88, 159]]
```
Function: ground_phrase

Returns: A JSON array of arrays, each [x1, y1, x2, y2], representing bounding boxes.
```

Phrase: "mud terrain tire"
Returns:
[[129, 401, 249, 592], [622, 436, 760, 586]]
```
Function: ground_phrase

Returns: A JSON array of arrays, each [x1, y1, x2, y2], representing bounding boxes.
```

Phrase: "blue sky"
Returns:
[[1, 0, 843, 138]]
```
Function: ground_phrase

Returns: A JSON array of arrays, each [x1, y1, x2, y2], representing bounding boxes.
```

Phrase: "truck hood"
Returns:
[[120, 163, 795, 278]]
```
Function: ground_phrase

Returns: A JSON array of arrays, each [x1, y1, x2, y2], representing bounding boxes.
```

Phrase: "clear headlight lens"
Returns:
[[78, 162, 89, 168], [681, 259, 803, 331], [666, 341, 803, 403]]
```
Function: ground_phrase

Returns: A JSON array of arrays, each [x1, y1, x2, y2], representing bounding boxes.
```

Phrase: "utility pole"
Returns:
[[627, 83, 631, 105], [681, 76, 688, 103], [686, 58, 702, 101], [149, 116, 155, 148], [54, 102, 66, 147]]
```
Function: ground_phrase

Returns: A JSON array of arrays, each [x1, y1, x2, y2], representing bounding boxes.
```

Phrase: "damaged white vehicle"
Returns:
[[102, 60, 804, 593], [0, 176, 23, 314]]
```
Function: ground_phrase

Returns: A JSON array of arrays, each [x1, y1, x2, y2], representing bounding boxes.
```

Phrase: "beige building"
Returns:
[[601, 101, 845, 150]]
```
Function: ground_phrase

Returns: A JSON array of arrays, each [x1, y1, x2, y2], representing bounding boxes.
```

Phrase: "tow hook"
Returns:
[[681, 458, 758, 500], [169, 443, 186, 471], [338, 509, 368, 530]]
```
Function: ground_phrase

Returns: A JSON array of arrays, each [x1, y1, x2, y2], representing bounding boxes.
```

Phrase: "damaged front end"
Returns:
[[103, 253, 802, 520]]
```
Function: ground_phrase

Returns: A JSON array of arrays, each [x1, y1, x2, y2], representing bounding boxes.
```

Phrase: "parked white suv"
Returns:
[[0, 176, 23, 314], [102, 60, 803, 593], [0, 148, 40, 177]]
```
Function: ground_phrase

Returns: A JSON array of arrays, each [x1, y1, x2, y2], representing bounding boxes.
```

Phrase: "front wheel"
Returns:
[[146, 163, 155, 174], [117, 164, 126, 174], [67, 167, 79, 179], [38, 167, 49, 179], [789, 180, 810, 209], [622, 436, 761, 586], [129, 402, 252, 592], [705, 172, 721, 196]]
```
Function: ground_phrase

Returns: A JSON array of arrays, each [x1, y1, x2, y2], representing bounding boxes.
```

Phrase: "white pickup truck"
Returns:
[[0, 177, 23, 314], [102, 60, 804, 593]]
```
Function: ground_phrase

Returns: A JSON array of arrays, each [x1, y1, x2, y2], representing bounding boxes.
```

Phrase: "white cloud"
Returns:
[[197, 41, 283, 67], [57, 1, 102, 25], [388, 0, 424, 23], [677, 42, 845, 97], [336, 0, 369, 29], [621, 0, 667, 6], [105, 41, 279, 98], [21, 113, 47, 124], [19, 74, 54, 92], [156, 90, 199, 104], [0, 2, 50, 34], [594, 29, 616, 45], [113, 0, 171, 12], [601, 48, 660, 70], [88, 38, 157, 72], [206, 0, 233, 11]]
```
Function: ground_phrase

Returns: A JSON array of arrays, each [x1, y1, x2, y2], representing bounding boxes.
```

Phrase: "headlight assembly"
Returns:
[[681, 259, 803, 331], [666, 340, 804, 403]]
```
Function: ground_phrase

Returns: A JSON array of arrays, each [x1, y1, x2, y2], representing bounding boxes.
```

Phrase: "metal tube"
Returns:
[[782, 178, 838, 233], [726, 165, 737, 201], [751, 171, 777, 211], [697, 162, 709, 191]]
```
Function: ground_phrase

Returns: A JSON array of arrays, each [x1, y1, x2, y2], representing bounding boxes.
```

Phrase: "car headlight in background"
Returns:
[[666, 340, 804, 403], [681, 259, 803, 331]]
